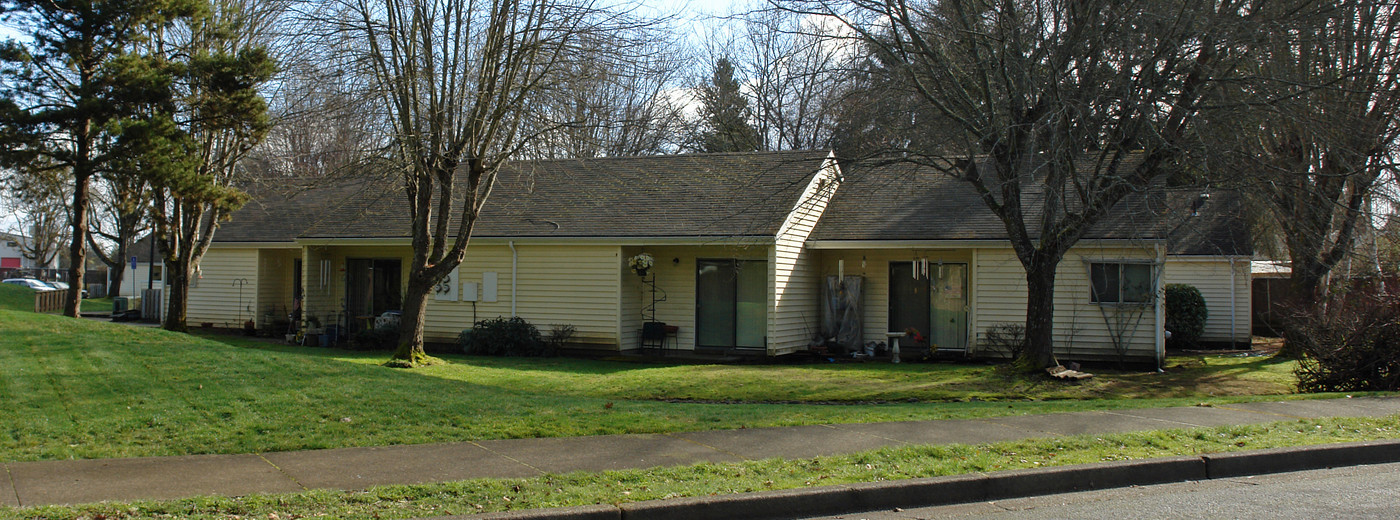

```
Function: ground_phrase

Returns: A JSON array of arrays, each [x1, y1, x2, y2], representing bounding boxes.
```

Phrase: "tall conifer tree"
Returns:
[[695, 57, 761, 153], [0, 0, 199, 316]]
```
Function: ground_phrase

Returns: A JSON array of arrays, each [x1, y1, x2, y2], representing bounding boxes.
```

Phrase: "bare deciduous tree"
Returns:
[[1205, 1, 1400, 356], [739, 4, 854, 151], [87, 170, 150, 297], [798, 0, 1277, 369], [1241, 4, 1397, 295], [520, 25, 690, 158], [1, 165, 69, 270], [326, 0, 630, 365], [250, 59, 383, 177]]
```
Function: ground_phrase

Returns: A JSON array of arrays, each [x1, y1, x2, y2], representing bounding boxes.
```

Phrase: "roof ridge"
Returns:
[[509, 150, 830, 165]]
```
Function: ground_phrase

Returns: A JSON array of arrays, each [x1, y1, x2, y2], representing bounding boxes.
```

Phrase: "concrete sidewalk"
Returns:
[[4, 396, 1399, 508]]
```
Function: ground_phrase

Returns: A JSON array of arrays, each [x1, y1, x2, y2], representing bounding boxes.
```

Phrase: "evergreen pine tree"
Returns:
[[695, 57, 761, 153]]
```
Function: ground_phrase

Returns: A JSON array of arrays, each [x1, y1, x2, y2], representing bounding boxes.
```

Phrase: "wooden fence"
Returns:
[[34, 289, 69, 313]]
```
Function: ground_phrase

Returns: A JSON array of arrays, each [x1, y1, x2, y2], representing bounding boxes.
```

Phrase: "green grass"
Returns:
[[0, 283, 35, 311], [211, 334, 1297, 403], [5, 414, 1397, 520], [0, 283, 1366, 464], [82, 296, 114, 311], [0, 284, 110, 314]]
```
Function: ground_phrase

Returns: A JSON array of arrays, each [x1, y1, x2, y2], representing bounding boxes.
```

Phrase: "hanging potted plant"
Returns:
[[627, 253, 655, 277]]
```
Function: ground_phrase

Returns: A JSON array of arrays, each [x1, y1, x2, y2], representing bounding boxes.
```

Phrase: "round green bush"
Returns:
[[464, 316, 546, 356], [1165, 283, 1208, 348]]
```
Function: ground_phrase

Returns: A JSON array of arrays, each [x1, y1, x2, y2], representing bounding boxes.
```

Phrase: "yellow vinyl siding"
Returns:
[[974, 245, 1160, 361], [424, 244, 621, 346], [771, 158, 840, 355], [1164, 257, 1251, 344], [813, 244, 1161, 361], [619, 257, 643, 351], [622, 244, 770, 352], [291, 243, 620, 345], [185, 247, 260, 328], [255, 249, 299, 329]]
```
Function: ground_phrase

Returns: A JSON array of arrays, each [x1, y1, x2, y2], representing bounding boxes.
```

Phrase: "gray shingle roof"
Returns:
[[810, 161, 1252, 256], [213, 151, 1250, 256], [215, 178, 363, 242], [216, 151, 832, 242]]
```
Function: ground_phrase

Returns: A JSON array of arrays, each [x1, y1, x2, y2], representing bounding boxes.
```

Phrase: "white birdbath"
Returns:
[[886, 332, 904, 364]]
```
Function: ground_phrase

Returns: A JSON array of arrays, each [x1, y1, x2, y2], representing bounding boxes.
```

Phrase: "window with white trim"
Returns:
[[1090, 262, 1154, 304]]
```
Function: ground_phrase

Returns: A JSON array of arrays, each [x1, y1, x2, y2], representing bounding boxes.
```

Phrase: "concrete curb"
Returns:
[[450, 439, 1400, 520]]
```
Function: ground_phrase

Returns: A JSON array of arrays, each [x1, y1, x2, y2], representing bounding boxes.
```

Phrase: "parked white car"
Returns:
[[3, 278, 56, 291]]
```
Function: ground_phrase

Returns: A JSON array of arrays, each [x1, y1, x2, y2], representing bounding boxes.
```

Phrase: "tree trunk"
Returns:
[[64, 172, 91, 317], [1289, 260, 1328, 307], [1276, 262, 1328, 358], [163, 261, 189, 332], [392, 272, 433, 364], [107, 254, 127, 299], [1021, 257, 1061, 370]]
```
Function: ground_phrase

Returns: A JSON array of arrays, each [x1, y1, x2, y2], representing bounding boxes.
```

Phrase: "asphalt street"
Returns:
[[807, 461, 1400, 520]]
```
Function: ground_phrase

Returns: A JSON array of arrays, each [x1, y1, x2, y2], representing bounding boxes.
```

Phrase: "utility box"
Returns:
[[142, 289, 163, 322], [482, 272, 498, 302], [113, 297, 129, 313], [461, 281, 479, 302]]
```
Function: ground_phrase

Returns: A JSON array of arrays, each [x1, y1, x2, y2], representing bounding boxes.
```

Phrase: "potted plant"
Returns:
[[627, 253, 655, 277]]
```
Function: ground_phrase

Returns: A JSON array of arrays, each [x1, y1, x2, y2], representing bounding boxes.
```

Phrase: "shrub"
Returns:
[[1294, 294, 1400, 392], [543, 324, 577, 355], [1165, 284, 1208, 348], [981, 322, 1026, 360], [464, 316, 547, 356]]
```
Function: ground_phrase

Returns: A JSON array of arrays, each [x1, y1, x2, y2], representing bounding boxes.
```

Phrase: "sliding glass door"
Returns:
[[696, 259, 767, 349], [346, 258, 402, 332], [889, 261, 968, 350]]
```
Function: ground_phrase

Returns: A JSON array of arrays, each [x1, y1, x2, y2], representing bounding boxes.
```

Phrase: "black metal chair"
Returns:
[[642, 321, 667, 355]]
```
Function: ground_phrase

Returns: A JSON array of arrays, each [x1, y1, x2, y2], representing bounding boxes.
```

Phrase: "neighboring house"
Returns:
[[175, 151, 1251, 364], [1, 231, 60, 271], [114, 235, 166, 298], [0, 232, 25, 271]]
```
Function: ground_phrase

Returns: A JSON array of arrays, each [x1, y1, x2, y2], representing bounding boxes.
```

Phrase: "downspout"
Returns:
[[1155, 244, 1165, 371], [1229, 258, 1237, 349], [509, 240, 518, 317]]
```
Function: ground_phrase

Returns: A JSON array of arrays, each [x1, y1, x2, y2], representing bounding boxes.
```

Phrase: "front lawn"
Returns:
[[212, 335, 1297, 403], [0, 283, 1352, 463]]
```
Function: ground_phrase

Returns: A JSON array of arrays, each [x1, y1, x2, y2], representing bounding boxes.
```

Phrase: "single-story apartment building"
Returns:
[[159, 150, 1251, 363]]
